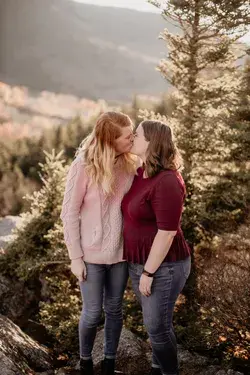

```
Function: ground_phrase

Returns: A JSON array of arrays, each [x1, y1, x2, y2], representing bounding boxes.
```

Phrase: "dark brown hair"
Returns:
[[141, 120, 182, 178]]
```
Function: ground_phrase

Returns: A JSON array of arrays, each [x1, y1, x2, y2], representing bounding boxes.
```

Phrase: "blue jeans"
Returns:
[[79, 261, 128, 359], [129, 256, 191, 375]]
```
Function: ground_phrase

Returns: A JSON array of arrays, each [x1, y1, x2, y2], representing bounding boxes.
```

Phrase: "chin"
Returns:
[[130, 149, 138, 155], [129, 145, 136, 154]]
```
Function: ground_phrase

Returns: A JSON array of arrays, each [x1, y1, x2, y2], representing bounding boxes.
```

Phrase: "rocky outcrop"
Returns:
[[0, 314, 53, 375], [56, 327, 150, 375], [0, 317, 244, 375], [56, 328, 243, 375]]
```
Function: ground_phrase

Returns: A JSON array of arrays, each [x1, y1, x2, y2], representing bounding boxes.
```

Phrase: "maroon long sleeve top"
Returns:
[[121, 167, 190, 264]]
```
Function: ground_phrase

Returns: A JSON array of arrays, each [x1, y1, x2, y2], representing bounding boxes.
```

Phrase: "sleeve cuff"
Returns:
[[68, 247, 84, 260]]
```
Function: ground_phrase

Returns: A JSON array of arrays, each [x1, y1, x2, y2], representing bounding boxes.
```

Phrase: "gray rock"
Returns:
[[0, 314, 53, 375], [63, 328, 244, 375], [198, 366, 222, 375], [197, 366, 244, 375], [66, 327, 150, 375], [178, 345, 210, 367], [92, 327, 150, 374], [0, 215, 22, 250], [55, 369, 80, 375]]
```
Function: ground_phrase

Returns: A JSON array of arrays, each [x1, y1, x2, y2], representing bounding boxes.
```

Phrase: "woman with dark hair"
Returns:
[[121, 120, 191, 375], [61, 111, 137, 375]]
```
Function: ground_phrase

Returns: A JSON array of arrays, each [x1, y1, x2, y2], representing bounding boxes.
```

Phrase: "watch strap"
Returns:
[[142, 268, 155, 277]]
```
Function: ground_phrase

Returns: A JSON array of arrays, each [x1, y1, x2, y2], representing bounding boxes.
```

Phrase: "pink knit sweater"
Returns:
[[60, 156, 135, 264]]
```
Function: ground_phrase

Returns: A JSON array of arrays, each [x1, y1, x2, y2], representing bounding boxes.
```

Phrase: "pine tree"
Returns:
[[232, 57, 250, 162], [0, 150, 68, 279], [140, 1, 250, 360], [142, 0, 250, 242], [149, 1, 248, 176]]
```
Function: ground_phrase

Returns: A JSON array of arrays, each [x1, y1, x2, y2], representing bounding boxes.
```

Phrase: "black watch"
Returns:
[[142, 268, 155, 277]]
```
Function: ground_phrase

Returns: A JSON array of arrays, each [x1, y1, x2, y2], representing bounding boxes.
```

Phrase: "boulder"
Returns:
[[0, 314, 53, 375], [56, 328, 244, 375], [0, 321, 243, 375], [57, 327, 150, 375], [91, 327, 150, 375]]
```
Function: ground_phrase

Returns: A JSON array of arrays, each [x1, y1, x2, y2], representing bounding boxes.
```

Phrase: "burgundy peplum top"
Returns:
[[121, 167, 191, 264]]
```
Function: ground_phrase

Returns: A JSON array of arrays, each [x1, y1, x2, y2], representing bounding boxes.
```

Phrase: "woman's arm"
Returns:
[[139, 173, 184, 296], [143, 229, 176, 274], [60, 157, 88, 260]]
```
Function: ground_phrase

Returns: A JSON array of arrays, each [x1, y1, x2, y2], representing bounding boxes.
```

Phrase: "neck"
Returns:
[[140, 154, 146, 163]]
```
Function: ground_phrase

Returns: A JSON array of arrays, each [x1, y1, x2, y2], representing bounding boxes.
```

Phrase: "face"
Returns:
[[130, 123, 149, 157], [114, 126, 134, 154]]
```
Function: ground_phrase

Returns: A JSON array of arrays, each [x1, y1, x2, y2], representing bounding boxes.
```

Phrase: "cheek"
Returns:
[[131, 139, 139, 152], [125, 138, 132, 147], [135, 138, 142, 149], [118, 140, 130, 151]]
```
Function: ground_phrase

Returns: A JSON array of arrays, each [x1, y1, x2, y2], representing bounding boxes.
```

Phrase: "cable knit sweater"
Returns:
[[60, 156, 135, 264]]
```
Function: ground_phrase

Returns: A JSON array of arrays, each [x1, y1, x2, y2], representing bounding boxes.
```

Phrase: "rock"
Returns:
[[197, 366, 222, 375], [0, 215, 22, 250], [61, 327, 244, 375], [55, 369, 80, 375], [65, 327, 150, 375], [92, 327, 150, 375], [196, 366, 244, 375], [177, 345, 210, 367], [0, 314, 53, 375]]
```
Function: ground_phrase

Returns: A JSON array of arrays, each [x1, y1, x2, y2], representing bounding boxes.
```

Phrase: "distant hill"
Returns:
[[0, 0, 171, 101]]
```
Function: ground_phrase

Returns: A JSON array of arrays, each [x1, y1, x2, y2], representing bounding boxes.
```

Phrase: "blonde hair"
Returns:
[[77, 111, 136, 194], [141, 120, 183, 178]]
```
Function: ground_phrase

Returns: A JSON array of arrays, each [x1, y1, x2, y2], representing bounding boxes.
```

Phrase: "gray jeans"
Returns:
[[79, 261, 128, 359], [129, 256, 191, 375]]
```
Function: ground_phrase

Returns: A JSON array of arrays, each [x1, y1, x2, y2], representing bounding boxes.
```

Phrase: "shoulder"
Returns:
[[68, 155, 83, 172], [152, 170, 185, 194], [67, 155, 88, 181]]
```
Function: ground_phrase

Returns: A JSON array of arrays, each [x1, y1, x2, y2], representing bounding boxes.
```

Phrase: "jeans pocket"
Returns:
[[181, 257, 191, 280]]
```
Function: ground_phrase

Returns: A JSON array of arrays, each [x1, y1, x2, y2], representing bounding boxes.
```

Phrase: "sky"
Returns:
[[71, 0, 250, 44], [71, 0, 161, 13]]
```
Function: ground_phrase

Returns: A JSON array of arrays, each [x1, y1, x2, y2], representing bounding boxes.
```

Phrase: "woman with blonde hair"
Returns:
[[60, 111, 136, 375], [122, 120, 191, 375]]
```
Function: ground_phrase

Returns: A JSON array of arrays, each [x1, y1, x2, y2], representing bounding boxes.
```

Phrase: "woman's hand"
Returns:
[[139, 274, 153, 297], [71, 257, 87, 282]]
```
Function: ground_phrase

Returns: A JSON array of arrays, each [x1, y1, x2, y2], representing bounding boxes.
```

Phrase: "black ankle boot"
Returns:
[[101, 358, 115, 375], [80, 358, 94, 375], [149, 367, 162, 375]]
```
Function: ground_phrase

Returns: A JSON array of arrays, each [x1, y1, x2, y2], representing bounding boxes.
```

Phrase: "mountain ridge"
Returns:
[[0, 0, 169, 101]]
